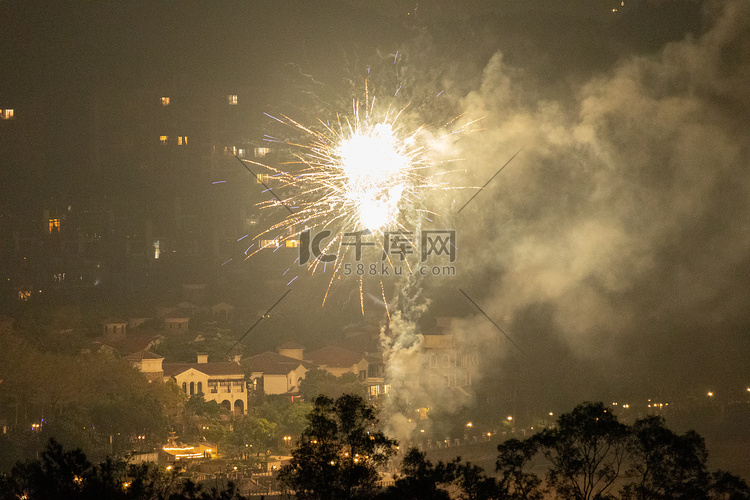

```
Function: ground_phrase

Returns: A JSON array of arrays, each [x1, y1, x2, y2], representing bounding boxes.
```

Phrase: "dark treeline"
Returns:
[[280, 397, 750, 500], [3, 398, 750, 499]]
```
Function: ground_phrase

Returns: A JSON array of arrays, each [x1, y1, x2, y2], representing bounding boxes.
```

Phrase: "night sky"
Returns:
[[1, 0, 749, 412]]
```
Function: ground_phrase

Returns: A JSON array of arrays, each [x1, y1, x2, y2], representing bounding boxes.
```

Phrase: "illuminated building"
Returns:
[[244, 350, 311, 397], [163, 354, 247, 415]]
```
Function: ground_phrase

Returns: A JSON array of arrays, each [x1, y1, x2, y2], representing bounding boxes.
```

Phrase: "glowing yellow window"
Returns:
[[159, 136, 168, 145], [285, 240, 300, 248], [48, 218, 60, 233], [254, 147, 270, 158], [161, 97, 170, 106], [178, 136, 187, 146], [228, 94, 238, 105], [1, 109, 14, 119]]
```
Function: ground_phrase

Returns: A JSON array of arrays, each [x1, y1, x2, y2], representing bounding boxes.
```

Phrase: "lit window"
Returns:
[[237, 148, 245, 158], [223, 146, 237, 156], [228, 94, 238, 105], [254, 147, 270, 158], [178, 136, 188, 146], [259, 239, 280, 248], [48, 218, 60, 233], [285, 239, 299, 248], [18, 290, 31, 301], [159, 135, 168, 145], [161, 97, 170, 106], [255, 173, 273, 184], [153, 240, 160, 259], [1, 109, 14, 120]]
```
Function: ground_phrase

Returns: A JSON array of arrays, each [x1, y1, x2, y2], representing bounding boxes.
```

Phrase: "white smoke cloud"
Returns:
[[437, 0, 750, 395]]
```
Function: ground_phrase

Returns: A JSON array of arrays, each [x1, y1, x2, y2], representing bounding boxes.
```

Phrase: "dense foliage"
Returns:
[[278, 394, 398, 500], [0, 439, 244, 500]]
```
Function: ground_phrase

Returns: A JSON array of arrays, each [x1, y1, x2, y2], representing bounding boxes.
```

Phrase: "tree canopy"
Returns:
[[278, 394, 397, 500]]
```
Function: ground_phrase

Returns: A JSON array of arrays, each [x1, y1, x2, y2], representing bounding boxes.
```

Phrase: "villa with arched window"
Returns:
[[163, 354, 247, 415]]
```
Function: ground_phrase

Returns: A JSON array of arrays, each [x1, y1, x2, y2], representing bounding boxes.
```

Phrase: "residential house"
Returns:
[[163, 354, 247, 415], [276, 341, 304, 360], [306, 346, 368, 379], [243, 350, 310, 397], [125, 350, 165, 382], [164, 313, 189, 332], [101, 318, 128, 338], [210, 302, 235, 322], [422, 333, 477, 393]]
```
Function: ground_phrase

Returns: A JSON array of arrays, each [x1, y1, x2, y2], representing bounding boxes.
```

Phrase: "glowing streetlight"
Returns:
[[507, 416, 513, 421], [708, 392, 714, 397]]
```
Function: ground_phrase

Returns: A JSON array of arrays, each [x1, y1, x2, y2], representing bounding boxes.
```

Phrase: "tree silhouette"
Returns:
[[535, 402, 630, 500], [621, 415, 709, 499], [278, 394, 397, 500]]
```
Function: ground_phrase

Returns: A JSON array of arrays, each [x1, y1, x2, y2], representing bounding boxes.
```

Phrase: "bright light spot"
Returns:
[[337, 124, 410, 231], [507, 416, 513, 421], [708, 392, 714, 397]]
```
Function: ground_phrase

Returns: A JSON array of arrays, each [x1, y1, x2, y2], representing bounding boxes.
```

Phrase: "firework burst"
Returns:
[[242, 87, 472, 308]]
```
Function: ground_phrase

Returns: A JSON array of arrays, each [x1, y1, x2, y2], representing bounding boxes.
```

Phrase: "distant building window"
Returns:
[[153, 240, 160, 259], [18, 290, 31, 301], [237, 148, 245, 158], [254, 147, 270, 158], [161, 97, 170, 106], [223, 146, 237, 156], [255, 173, 273, 184], [228, 94, 238, 105], [178, 136, 188, 146], [442, 354, 450, 368], [260, 239, 280, 248], [159, 135, 168, 145], [285, 239, 299, 248], [182, 382, 187, 393], [429, 354, 437, 368], [1, 109, 14, 120], [48, 218, 60, 233]]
